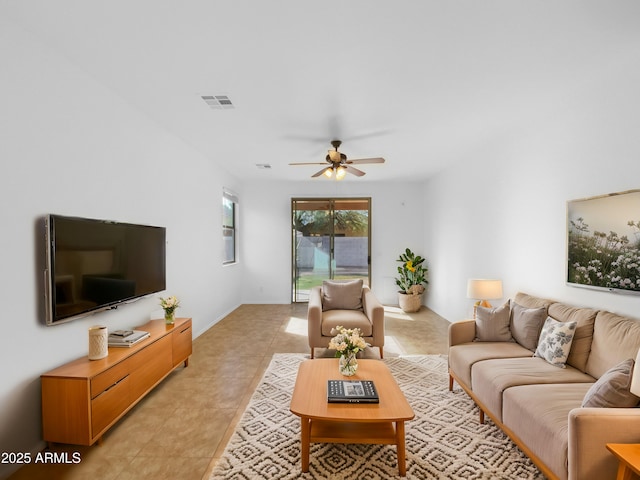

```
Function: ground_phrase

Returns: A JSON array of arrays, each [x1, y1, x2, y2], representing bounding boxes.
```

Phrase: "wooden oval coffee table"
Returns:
[[290, 358, 415, 476]]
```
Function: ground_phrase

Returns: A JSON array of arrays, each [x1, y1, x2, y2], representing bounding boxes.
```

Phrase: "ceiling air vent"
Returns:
[[201, 95, 234, 109]]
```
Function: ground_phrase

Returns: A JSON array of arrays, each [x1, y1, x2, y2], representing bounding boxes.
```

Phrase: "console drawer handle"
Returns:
[[94, 375, 129, 399]]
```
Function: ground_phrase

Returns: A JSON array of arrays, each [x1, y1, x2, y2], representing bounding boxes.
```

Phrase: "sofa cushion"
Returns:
[[322, 279, 363, 311], [321, 309, 372, 337], [475, 301, 512, 342], [510, 302, 547, 351], [586, 311, 640, 379], [472, 357, 594, 422], [449, 342, 532, 390], [548, 302, 597, 372], [582, 358, 640, 408], [514, 292, 554, 310], [449, 342, 531, 390], [534, 317, 577, 368], [502, 383, 593, 480]]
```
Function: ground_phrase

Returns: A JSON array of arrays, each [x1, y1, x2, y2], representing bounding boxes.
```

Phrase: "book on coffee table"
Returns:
[[327, 380, 379, 403]]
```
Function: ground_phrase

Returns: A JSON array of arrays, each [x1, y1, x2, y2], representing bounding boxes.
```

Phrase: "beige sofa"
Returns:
[[448, 292, 640, 480]]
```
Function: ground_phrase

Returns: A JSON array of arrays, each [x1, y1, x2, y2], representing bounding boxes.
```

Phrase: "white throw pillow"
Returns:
[[534, 317, 577, 368]]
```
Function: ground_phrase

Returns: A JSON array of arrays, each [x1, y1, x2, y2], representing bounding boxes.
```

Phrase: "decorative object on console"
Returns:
[[88, 325, 108, 360], [395, 248, 428, 312], [328, 326, 369, 376], [160, 295, 180, 325], [466, 278, 503, 318]]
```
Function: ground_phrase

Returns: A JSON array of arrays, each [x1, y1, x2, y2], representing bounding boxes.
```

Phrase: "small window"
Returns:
[[223, 190, 238, 264]]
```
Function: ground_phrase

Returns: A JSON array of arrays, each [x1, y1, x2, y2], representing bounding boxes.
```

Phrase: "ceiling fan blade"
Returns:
[[345, 166, 366, 177], [289, 162, 329, 165], [346, 157, 385, 165], [312, 167, 332, 178]]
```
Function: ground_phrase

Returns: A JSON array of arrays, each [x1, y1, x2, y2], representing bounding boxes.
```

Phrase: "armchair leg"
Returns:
[[310, 348, 314, 359], [379, 346, 384, 359]]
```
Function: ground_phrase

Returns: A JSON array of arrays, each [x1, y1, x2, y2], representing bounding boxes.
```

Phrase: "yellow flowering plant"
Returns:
[[328, 326, 369, 357], [395, 248, 428, 295]]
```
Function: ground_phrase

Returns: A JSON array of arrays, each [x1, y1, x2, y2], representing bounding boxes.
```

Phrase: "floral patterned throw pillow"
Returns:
[[534, 317, 577, 368]]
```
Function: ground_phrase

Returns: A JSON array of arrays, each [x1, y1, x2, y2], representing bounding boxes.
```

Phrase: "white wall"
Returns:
[[0, 22, 242, 477], [240, 180, 425, 306], [424, 44, 640, 322]]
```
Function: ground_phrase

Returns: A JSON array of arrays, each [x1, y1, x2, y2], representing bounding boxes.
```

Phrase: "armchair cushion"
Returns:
[[321, 309, 373, 336], [322, 279, 363, 311]]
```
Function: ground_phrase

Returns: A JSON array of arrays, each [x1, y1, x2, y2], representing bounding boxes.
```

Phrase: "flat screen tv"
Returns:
[[44, 214, 166, 325], [567, 189, 640, 295]]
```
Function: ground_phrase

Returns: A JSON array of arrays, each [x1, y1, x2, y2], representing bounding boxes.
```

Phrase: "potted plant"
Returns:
[[395, 248, 428, 312]]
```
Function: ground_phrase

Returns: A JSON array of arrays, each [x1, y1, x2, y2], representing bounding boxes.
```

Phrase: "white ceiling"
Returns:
[[4, 1, 640, 182]]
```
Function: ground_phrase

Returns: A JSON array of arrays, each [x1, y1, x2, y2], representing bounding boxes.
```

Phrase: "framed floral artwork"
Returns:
[[567, 189, 640, 294]]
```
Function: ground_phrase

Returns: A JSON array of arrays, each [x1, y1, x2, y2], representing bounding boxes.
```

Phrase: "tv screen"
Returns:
[[45, 214, 166, 325], [567, 189, 640, 295]]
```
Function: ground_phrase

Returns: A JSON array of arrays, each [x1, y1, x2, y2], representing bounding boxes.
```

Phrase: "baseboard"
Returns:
[[193, 303, 242, 339]]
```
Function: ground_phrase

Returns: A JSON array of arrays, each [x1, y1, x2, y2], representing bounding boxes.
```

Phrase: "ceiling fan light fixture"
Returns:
[[290, 139, 385, 179]]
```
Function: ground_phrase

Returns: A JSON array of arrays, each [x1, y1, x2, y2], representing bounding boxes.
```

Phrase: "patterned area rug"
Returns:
[[210, 354, 545, 479]]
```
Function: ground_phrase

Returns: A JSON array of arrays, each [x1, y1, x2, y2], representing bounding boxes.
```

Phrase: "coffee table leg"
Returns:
[[301, 417, 311, 473], [396, 421, 407, 476]]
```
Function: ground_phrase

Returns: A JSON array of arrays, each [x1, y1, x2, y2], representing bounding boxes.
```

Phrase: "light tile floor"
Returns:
[[9, 303, 449, 480]]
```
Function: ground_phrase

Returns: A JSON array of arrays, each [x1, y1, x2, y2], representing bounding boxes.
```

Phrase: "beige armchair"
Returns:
[[307, 280, 385, 359]]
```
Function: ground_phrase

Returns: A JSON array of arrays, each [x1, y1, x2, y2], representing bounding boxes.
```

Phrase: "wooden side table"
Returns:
[[607, 444, 640, 480]]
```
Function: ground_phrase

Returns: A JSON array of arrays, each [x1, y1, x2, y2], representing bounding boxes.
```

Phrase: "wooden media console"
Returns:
[[41, 317, 192, 446]]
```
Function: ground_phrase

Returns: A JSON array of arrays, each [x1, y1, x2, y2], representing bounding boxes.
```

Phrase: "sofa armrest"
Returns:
[[307, 286, 323, 347], [448, 319, 476, 347], [568, 407, 640, 480], [362, 286, 385, 346]]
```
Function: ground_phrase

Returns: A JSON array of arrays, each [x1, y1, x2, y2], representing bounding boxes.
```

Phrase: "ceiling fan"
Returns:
[[289, 140, 385, 180]]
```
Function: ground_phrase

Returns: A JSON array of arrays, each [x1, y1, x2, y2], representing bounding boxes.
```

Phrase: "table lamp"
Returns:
[[467, 279, 503, 318], [631, 349, 640, 398]]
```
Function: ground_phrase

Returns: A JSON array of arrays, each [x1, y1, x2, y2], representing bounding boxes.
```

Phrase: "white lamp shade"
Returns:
[[631, 349, 640, 397], [467, 279, 503, 300]]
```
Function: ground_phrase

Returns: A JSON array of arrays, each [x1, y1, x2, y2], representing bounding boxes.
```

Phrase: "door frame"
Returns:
[[291, 197, 372, 302]]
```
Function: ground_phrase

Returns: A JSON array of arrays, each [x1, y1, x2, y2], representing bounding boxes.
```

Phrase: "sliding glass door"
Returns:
[[292, 198, 371, 302]]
